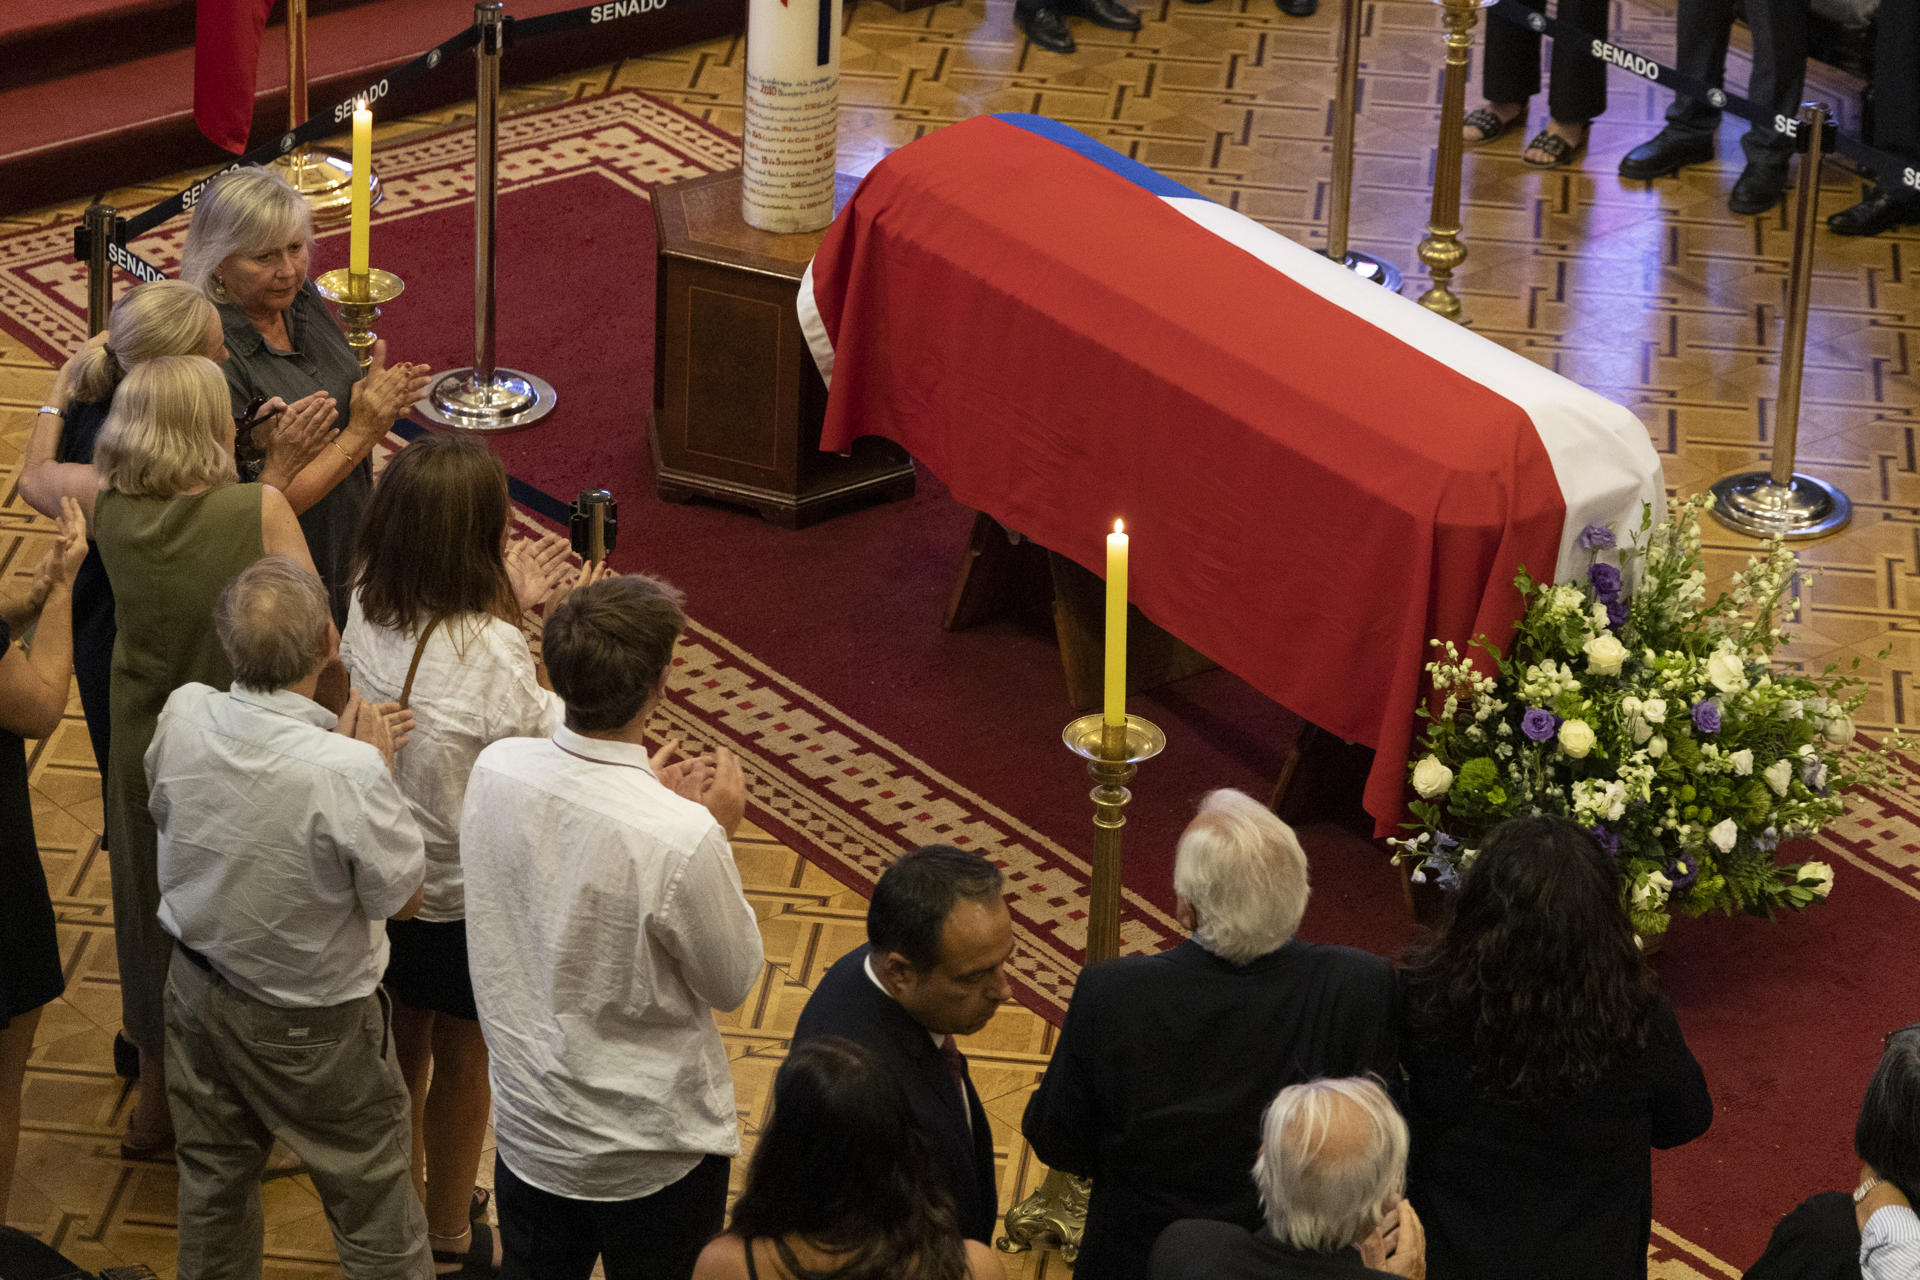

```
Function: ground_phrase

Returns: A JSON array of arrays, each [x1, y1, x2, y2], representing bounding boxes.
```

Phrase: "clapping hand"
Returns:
[[652, 738, 715, 800], [651, 741, 747, 837], [347, 340, 433, 442], [256, 391, 338, 490], [507, 532, 573, 613], [333, 689, 404, 767], [371, 701, 414, 755], [47, 496, 88, 585]]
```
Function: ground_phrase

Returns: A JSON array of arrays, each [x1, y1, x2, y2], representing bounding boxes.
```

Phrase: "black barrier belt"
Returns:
[[507, 0, 689, 44], [1486, 0, 1917, 190], [117, 25, 481, 240]]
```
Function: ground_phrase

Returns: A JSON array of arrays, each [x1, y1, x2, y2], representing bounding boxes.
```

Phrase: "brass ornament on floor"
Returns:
[[1324, 0, 1403, 292], [1709, 101, 1853, 542], [1415, 0, 1491, 321], [272, 0, 377, 224], [997, 712, 1166, 1261]]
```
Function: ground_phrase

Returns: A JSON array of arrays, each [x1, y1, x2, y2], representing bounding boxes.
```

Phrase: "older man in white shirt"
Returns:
[[149, 556, 429, 1280], [462, 573, 763, 1280]]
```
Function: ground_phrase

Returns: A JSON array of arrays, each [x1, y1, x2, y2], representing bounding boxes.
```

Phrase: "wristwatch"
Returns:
[[1856, 1173, 1883, 1203]]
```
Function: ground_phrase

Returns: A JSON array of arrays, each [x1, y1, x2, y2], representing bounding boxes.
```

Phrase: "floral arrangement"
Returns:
[[1392, 495, 1901, 939]]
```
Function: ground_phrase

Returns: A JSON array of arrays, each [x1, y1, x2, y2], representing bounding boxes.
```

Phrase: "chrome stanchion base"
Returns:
[[418, 367, 558, 433], [1325, 249, 1404, 293], [1709, 471, 1852, 540], [274, 149, 378, 224]]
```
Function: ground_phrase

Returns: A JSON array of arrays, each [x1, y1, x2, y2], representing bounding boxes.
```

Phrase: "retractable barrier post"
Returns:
[[81, 203, 117, 336], [1710, 102, 1852, 540], [420, 1, 557, 432], [1416, 0, 1489, 321], [1325, 0, 1402, 291]]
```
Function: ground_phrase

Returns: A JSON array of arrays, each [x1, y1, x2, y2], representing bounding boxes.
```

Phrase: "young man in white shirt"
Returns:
[[150, 556, 430, 1280], [462, 574, 763, 1280]]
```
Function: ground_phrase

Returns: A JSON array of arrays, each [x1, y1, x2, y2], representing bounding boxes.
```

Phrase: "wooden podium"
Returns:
[[650, 170, 915, 529]]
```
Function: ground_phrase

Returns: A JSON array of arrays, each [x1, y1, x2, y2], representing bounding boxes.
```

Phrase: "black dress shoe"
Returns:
[[1276, 0, 1316, 14], [1073, 0, 1142, 31], [1618, 128, 1714, 180], [1828, 189, 1920, 237], [1015, 1, 1076, 52], [1729, 160, 1789, 215]]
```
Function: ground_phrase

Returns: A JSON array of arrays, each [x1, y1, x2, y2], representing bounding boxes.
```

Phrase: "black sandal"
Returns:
[[1522, 128, 1586, 168], [1463, 107, 1515, 145], [469, 1187, 490, 1223], [431, 1221, 499, 1278]]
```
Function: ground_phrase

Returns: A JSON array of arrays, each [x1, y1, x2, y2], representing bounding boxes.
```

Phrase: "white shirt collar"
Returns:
[[228, 684, 337, 731], [552, 725, 658, 774]]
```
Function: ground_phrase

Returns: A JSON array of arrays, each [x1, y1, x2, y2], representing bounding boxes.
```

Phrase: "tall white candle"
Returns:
[[741, 0, 842, 233]]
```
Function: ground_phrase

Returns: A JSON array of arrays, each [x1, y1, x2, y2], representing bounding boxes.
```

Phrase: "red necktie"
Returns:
[[940, 1035, 969, 1097]]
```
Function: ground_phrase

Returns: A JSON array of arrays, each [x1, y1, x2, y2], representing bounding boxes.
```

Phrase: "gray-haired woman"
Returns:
[[179, 166, 432, 625]]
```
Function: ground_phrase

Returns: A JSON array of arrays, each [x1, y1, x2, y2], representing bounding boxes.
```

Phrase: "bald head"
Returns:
[[1253, 1077, 1407, 1253]]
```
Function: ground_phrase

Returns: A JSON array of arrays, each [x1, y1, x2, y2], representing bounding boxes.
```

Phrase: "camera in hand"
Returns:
[[569, 489, 618, 564]]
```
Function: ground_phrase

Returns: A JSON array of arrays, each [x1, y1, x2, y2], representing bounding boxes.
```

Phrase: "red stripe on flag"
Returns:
[[808, 116, 1565, 833], [195, 0, 276, 155]]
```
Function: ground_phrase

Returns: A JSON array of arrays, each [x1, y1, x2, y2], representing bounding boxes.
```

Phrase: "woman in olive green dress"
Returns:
[[87, 355, 318, 1156]]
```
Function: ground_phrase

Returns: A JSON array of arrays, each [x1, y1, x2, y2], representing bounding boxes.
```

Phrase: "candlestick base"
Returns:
[[1323, 248, 1404, 293], [274, 148, 380, 225], [313, 268, 404, 375], [418, 368, 559, 433], [998, 1168, 1092, 1261], [1709, 471, 1851, 540]]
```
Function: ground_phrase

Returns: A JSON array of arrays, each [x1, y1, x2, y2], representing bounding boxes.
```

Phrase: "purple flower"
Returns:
[[1521, 708, 1559, 742], [1579, 524, 1617, 551], [1667, 857, 1700, 890], [1691, 700, 1721, 734], [1589, 826, 1621, 858], [1606, 598, 1630, 630], [1588, 563, 1623, 600]]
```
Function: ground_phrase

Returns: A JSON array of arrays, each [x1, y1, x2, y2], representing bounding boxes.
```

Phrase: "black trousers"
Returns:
[[1869, 0, 1919, 201], [495, 1152, 729, 1280], [1483, 0, 1610, 123], [1663, 0, 1807, 166]]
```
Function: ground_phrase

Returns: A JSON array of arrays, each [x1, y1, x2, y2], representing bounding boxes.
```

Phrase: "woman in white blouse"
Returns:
[[341, 433, 590, 1275]]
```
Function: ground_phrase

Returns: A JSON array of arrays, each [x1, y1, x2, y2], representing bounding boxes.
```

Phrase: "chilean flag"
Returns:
[[195, 0, 276, 154], [798, 114, 1664, 833]]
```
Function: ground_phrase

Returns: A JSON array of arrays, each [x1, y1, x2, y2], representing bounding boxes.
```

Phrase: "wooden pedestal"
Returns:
[[651, 169, 915, 529]]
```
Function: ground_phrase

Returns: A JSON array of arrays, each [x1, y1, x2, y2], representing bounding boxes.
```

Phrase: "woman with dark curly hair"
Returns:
[[1399, 815, 1713, 1280], [692, 1037, 1004, 1280]]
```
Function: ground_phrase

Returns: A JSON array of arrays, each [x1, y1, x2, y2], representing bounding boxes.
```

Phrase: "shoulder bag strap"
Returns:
[[397, 615, 445, 712]]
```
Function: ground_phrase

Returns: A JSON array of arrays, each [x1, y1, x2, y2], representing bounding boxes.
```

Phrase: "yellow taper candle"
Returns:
[[348, 103, 372, 277], [1104, 519, 1128, 727]]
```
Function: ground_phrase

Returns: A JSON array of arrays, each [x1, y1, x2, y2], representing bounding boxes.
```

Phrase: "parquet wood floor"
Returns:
[[1, 0, 1914, 1274]]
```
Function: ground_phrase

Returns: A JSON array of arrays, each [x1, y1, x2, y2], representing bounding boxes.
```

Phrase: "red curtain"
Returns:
[[194, 0, 276, 154]]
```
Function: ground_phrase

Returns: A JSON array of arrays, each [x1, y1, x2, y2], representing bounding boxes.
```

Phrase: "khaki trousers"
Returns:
[[163, 951, 431, 1280]]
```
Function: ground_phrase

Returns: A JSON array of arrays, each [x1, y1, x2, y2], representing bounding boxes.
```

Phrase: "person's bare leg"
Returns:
[[391, 999, 435, 1210], [0, 1006, 44, 1219], [129, 1044, 172, 1145], [425, 1016, 500, 1269]]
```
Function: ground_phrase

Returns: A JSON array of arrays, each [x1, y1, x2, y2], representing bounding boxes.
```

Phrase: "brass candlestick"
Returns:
[[998, 711, 1165, 1260], [1415, 0, 1490, 321], [314, 267, 405, 374]]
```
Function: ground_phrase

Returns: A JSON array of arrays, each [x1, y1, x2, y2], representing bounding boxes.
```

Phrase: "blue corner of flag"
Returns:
[[988, 114, 1209, 203]]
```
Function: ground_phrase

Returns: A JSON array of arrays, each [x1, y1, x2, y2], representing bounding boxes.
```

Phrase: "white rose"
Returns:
[[1558, 719, 1596, 758], [1648, 735, 1667, 759], [1782, 699, 1804, 720], [1764, 758, 1793, 797], [1632, 869, 1674, 910], [1641, 698, 1668, 724], [1797, 861, 1834, 899], [1730, 748, 1754, 776], [1583, 634, 1628, 677], [1708, 818, 1738, 853], [1411, 756, 1454, 799], [1706, 647, 1749, 694], [1824, 715, 1855, 747]]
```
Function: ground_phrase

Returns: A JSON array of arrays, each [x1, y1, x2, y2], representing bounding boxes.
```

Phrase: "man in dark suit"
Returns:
[[1022, 789, 1400, 1280], [790, 844, 1013, 1243]]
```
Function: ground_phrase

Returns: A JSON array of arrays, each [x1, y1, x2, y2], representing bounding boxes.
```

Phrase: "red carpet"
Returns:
[[6, 89, 1919, 1272]]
